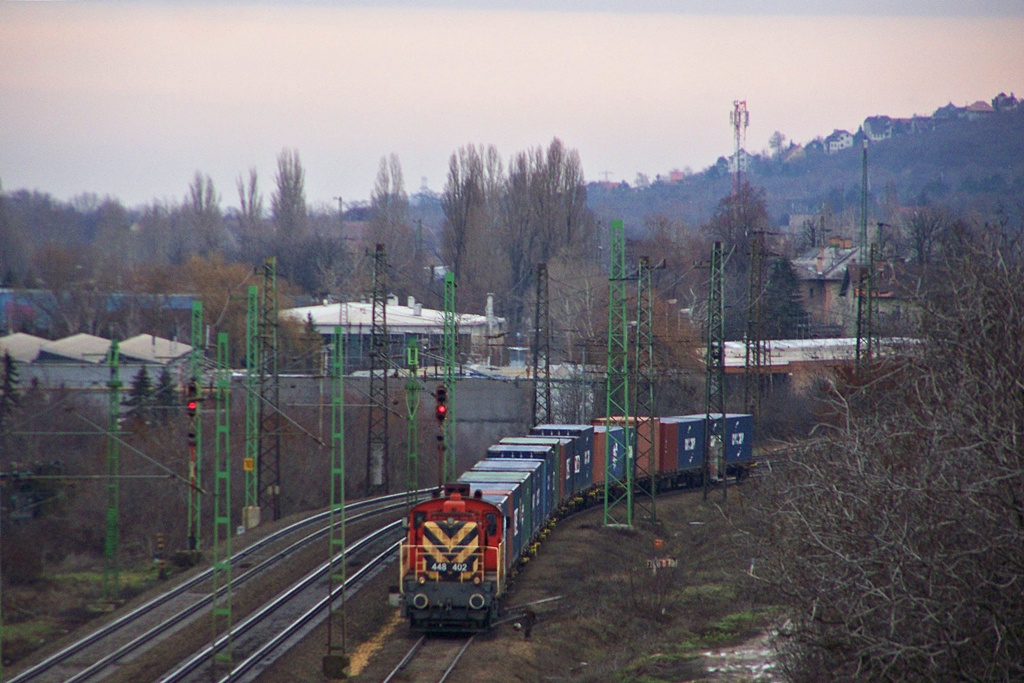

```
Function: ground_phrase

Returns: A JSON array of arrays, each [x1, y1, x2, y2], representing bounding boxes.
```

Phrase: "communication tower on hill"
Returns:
[[730, 100, 749, 193]]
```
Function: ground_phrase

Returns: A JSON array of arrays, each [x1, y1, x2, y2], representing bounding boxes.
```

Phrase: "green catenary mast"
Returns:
[[324, 327, 348, 678], [604, 219, 632, 527], [633, 256, 656, 524], [210, 332, 233, 674]]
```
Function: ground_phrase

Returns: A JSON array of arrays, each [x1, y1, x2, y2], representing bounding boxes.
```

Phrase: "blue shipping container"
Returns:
[[531, 425, 595, 494]]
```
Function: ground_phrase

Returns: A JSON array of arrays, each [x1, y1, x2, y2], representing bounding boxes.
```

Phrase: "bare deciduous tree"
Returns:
[[272, 148, 307, 241], [753, 220, 1024, 681], [183, 171, 223, 257]]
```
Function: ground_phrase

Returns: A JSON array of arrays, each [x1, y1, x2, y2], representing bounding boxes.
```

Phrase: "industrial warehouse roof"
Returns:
[[117, 334, 193, 364], [0, 332, 49, 363], [282, 296, 502, 335], [722, 337, 908, 373], [7, 332, 191, 365], [36, 333, 115, 364]]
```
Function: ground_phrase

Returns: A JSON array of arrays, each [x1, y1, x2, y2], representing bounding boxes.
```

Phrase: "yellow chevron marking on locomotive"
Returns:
[[421, 521, 479, 579]]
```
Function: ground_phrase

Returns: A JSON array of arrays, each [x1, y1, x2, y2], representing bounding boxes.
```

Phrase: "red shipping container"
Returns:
[[657, 418, 680, 474]]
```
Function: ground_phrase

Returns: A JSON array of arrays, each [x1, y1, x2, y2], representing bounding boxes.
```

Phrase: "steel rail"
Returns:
[[8, 489, 428, 683], [438, 634, 476, 683], [160, 523, 403, 682], [62, 504, 408, 683], [381, 635, 427, 683]]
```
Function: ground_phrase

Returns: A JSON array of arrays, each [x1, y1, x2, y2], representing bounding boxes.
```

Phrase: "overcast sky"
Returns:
[[1, 1, 1022, 210]]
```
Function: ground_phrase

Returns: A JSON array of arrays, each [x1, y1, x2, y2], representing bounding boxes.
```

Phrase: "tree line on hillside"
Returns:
[[589, 104, 1024, 236]]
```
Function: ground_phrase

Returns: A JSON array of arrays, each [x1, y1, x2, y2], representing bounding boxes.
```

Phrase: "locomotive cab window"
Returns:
[[413, 511, 426, 529], [486, 513, 497, 536]]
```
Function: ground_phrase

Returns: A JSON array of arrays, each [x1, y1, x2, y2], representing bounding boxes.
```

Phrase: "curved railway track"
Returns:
[[8, 491, 427, 683], [165, 525, 403, 683]]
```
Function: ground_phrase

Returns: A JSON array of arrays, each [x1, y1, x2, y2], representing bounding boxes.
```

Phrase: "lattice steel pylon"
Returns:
[[442, 271, 458, 484], [103, 339, 122, 601], [744, 230, 770, 420], [187, 300, 203, 550], [257, 256, 283, 520], [244, 284, 259, 524], [856, 243, 879, 374], [704, 241, 727, 501], [366, 244, 389, 495], [633, 256, 656, 524], [604, 219, 632, 527], [210, 332, 233, 675], [405, 337, 421, 513], [532, 263, 552, 426], [324, 327, 348, 676]]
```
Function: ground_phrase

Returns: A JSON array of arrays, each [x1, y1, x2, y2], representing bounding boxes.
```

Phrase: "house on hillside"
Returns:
[[863, 116, 893, 142], [824, 129, 854, 154], [992, 92, 1020, 112], [727, 149, 755, 175], [792, 239, 858, 336], [933, 102, 967, 121], [966, 100, 995, 120], [892, 115, 933, 135]]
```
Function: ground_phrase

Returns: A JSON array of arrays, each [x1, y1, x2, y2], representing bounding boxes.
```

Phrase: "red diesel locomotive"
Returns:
[[400, 484, 507, 631]]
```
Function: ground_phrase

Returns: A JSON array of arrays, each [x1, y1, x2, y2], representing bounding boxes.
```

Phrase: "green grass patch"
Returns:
[[697, 609, 770, 646], [618, 647, 705, 682]]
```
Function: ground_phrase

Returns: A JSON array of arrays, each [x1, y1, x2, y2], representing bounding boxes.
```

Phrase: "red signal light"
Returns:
[[435, 384, 449, 423], [187, 400, 198, 417]]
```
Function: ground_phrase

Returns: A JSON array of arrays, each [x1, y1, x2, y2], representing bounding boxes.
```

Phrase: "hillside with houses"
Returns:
[[587, 92, 1024, 236]]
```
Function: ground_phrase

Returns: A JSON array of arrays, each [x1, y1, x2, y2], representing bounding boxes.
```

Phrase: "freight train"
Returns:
[[398, 413, 754, 632]]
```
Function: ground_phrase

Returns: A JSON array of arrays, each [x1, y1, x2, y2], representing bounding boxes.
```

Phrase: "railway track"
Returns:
[[164, 524, 403, 682], [382, 634, 476, 683], [7, 490, 426, 683]]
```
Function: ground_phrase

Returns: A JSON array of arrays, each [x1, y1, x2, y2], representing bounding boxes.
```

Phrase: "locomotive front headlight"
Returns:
[[418, 575, 426, 585], [473, 575, 481, 585]]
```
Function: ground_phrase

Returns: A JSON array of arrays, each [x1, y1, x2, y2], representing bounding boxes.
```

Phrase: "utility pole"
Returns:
[[704, 242, 727, 501], [856, 140, 873, 374], [103, 339, 122, 602], [366, 244, 389, 495], [604, 219, 632, 527], [257, 256, 283, 519], [532, 263, 552, 426]]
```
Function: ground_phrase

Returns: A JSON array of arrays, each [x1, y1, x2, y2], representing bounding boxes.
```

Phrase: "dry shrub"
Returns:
[[753, 224, 1024, 681]]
